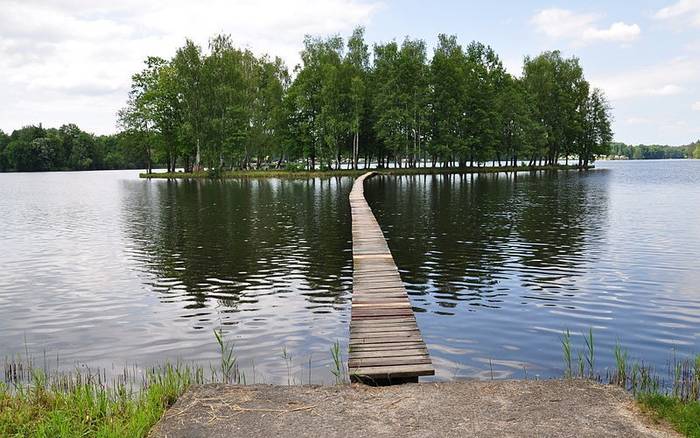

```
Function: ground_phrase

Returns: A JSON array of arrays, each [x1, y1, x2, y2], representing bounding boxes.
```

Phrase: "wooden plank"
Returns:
[[350, 329, 421, 337], [349, 335, 423, 345], [353, 308, 413, 319], [351, 303, 412, 309], [349, 342, 428, 352], [352, 287, 407, 293], [353, 281, 405, 288], [351, 308, 414, 314], [352, 318, 417, 329], [352, 291, 408, 297], [349, 356, 432, 368], [349, 348, 428, 359], [350, 325, 419, 334], [349, 364, 435, 379]]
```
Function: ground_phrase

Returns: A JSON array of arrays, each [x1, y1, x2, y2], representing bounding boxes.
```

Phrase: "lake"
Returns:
[[1, 160, 698, 383]]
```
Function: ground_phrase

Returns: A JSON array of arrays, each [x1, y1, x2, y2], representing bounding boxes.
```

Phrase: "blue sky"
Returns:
[[1, 0, 699, 144]]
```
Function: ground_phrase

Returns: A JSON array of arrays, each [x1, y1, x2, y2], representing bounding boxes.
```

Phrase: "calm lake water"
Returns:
[[1, 160, 698, 383]]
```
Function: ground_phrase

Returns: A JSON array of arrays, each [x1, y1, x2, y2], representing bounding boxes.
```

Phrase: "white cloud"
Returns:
[[655, 0, 700, 27], [624, 117, 652, 125], [692, 101, 700, 111], [582, 22, 641, 43], [531, 8, 640, 46], [0, 0, 381, 134], [591, 57, 700, 100]]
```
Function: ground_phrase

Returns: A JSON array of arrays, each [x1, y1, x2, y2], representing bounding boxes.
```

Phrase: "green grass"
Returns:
[[639, 394, 700, 438], [0, 328, 246, 437], [0, 364, 198, 438], [139, 164, 591, 179]]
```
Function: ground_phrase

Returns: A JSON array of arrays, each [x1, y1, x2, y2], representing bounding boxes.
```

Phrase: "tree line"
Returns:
[[119, 28, 613, 173], [0, 124, 150, 172], [608, 141, 700, 160]]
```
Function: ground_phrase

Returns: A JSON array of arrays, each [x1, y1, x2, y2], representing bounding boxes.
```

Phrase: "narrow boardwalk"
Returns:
[[348, 172, 434, 382]]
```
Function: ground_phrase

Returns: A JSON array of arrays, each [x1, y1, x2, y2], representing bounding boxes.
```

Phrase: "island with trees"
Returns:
[[1, 28, 616, 175], [119, 28, 613, 176]]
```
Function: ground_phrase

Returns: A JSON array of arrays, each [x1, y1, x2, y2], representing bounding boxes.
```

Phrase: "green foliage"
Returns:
[[562, 329, 572, 379], [114, 30, 613, 173], [329, 340, 347, 384], [613, 343, 629, 386], [609, 141, 699, 160], [639, 395, 700, 437], [0, 124, 148, 172], [213, 327, 238, 382], [0, 130, 10, 171], [206, 167, 223, 179], [0, 365, 192, 438], [583, 328, 595, 378], [284, 161, 305, 172]]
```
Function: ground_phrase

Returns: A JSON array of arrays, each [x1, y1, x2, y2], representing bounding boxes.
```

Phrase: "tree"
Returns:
[[495, 75, 545, 166], [398, 38, 430, 167], [248, 57, 288, 169], [286, 35, 345, 170], [202, 36, 241, 168], [172, 40, 206, 172], [462, 41, 507, 166], [6, 125, 47, 171], [118, 57, 168, 174], [345, 27, 369, 169], [107, 32, 621, 172], [372, 38, 430, 168], [372, 41, 401, 167], [580, 88, 612, 166], [430, 34, 465, 167], [0, 129, 10, 171], [523, 51, 589, 165]]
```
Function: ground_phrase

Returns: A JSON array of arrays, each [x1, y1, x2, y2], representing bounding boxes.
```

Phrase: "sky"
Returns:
[[1, 0, 699, 145]]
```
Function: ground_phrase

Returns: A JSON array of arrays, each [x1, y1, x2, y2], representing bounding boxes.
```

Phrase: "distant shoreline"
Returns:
[[139, 164, 594, 179]]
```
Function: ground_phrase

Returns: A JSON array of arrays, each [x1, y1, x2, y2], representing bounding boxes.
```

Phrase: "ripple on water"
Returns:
[[365, 161, 700, 380], [0, 172, 353, 384], [1, 164, 699, 383]]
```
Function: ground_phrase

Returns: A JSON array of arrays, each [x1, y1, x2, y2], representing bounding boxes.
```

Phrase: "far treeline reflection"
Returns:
[[120, 170, 607, 317], [364, 170, 608, 312], [122, 177, 354, 311]]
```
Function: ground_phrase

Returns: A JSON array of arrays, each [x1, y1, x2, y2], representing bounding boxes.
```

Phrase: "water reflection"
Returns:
[[1, 162, 698, 384], [121, 178, 353, 321], [366, 171, 608, 313], [119, 176, 355, 382], [0, 172, 355, 384], [365, 165, 699, 380]]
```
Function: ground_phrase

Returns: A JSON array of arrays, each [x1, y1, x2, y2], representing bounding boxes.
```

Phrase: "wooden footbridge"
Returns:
[[348, 172, 434, 383]]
